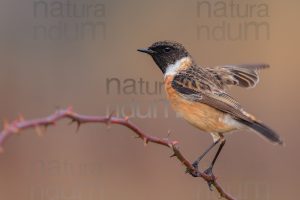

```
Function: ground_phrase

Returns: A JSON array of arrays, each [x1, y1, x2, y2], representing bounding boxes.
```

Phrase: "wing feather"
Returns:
[[207, 63, 269, 88]]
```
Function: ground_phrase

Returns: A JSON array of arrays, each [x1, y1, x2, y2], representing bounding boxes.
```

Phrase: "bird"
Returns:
[[137, 40, 283, 177]]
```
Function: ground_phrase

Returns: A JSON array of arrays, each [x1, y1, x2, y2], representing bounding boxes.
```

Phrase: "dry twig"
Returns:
[[0, 107, 236, 200]]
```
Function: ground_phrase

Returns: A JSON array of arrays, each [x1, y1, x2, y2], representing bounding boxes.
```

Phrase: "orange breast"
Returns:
[[164, 76, 236, 133]]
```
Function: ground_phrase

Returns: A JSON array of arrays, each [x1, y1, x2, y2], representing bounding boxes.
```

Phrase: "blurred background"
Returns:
[[0, 0, 299, 199]]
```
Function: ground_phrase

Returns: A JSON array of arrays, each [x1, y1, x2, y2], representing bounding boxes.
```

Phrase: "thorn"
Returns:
[[219, 193, 224, 199], [35, 126, 43, 137], [167, 130, 172, 138], [75, 121, 81, 132], [3, 120, 19, 134], [143, 137, 149, 146], [68, 119, 81, 132], [68, 119, 76, 125], [132, 135, 140, 139], [171, 141, 179, 146], [124, 116, 129, 122], [108, 111, 114, 120], [218, 192, 222, 199], [106, 112, 114, 129], [170, 153, 176, 158]]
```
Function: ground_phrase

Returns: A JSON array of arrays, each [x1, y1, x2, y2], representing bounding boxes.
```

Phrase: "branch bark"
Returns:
[[0, 107, 236, 200]]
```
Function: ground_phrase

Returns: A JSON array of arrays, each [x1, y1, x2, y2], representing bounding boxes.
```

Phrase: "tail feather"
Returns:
[[238, 119, 284, 145]]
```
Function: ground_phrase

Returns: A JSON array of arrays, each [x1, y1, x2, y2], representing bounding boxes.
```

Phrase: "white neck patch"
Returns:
[[164, 57, 189, 77]]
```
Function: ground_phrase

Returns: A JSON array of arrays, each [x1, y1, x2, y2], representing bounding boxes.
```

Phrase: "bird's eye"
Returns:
[[164, 47, 171, 53]]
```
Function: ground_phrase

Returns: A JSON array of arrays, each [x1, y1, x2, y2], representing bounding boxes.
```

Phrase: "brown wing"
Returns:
[[207, 64, 269, 89], [172, 66, 254, 123]]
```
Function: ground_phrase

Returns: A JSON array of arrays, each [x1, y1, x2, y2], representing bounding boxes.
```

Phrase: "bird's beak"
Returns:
[[137, 48, 156, 54]]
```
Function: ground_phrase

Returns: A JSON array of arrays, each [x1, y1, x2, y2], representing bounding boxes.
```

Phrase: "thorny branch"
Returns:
[[0, 107, 236, 200]]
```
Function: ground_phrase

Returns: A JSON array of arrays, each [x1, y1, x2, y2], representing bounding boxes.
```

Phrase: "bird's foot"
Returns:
[[204, 166, 213, 176], [204, 166, 214, 191], [192, 160, 199, 169], [186, 161, 200, 177]]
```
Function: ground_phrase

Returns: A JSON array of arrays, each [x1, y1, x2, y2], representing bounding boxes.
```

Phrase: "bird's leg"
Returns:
[[203, 138, 226, 190], [191, 139, 221, 170], [204, 138, 226, 175]]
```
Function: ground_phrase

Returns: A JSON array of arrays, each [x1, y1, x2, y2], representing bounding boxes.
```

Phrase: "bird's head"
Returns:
[[138, 41, 191, 74]]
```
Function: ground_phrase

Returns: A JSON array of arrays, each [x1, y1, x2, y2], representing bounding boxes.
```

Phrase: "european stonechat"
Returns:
[[138, 41, 283, 175]]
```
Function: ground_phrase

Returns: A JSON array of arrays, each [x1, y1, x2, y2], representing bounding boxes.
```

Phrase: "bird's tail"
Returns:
[[238, 119, 284, 145]]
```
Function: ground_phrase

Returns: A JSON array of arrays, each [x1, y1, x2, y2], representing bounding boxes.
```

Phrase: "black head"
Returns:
[[138, 41, 190, 74]]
